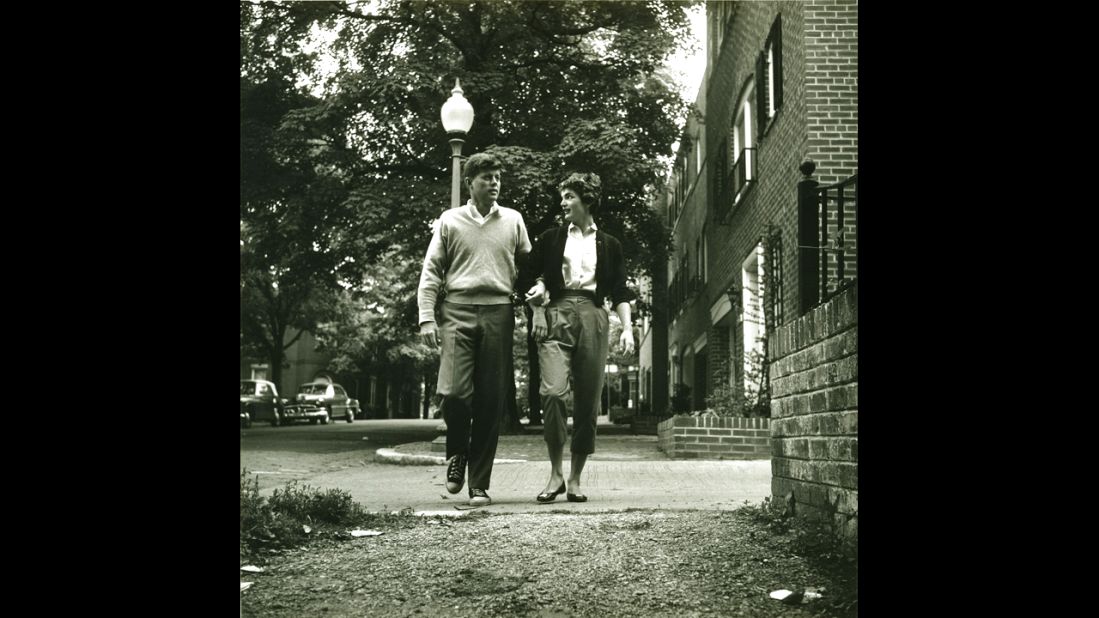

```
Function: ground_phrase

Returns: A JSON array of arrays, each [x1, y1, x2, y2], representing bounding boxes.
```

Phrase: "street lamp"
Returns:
[[431, 78, 474, 446], [440, 78, 474, 209]]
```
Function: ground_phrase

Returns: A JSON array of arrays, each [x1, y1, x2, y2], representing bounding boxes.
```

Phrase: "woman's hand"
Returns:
[[532, 308, 548, 342]]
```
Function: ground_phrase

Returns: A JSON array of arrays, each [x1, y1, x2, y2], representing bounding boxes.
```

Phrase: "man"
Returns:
[[418, 152, 531, 506]]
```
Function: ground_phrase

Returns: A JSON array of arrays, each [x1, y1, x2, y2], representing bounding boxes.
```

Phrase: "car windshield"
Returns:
[[240, 382, 256, 395], [299, 384, 329, 395]]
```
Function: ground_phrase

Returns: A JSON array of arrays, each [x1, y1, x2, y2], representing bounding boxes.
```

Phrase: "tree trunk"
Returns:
[[650, 251, 670, 417], [525, 305, 542, 425], [269, 338, 285, 394], [501, 356, 524, 434]]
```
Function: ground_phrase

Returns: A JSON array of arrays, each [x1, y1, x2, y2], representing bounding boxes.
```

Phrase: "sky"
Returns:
[[668, 2, 708, 103]]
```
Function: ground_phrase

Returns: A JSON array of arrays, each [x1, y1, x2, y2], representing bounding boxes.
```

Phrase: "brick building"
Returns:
[[640, 0, 857, 415]]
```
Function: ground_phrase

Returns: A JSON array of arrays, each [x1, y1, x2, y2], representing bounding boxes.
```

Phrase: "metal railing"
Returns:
[[798, 161, 858, 314]]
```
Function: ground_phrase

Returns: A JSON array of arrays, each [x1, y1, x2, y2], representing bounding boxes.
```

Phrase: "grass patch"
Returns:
[[241, 468, 416, 561]]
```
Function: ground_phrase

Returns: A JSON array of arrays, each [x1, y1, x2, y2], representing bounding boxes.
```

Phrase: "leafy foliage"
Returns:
[[241, 0, 696, 389], [705, 348, 771, 418]]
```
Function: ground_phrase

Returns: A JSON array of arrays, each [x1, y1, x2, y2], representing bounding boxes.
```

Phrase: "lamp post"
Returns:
[[432, 79, 475, 448], [440, 78, 474, 208]]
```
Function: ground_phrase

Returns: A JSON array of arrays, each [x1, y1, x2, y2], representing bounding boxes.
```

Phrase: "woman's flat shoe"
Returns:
[[536, 483, 566, 503], [566, 493, 588, 503]]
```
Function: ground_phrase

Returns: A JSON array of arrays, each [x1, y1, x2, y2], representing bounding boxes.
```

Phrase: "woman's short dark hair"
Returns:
[[463, 152, 505, 181], [558, 172, 602, 214]]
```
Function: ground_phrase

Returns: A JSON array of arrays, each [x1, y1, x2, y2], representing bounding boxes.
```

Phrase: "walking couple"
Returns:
[[417, 152, 634, 507]]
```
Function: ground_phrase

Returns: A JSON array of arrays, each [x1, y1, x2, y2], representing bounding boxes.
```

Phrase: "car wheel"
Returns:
[[310, 418, 318, 425], [321, 413, 329, 425], [271, 411, 281, 427], [346, 410, 354, 423]]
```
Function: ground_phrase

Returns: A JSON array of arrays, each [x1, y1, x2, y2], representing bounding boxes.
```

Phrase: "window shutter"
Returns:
[[756, 52, 767, 138], [713, 138, 727, 204], [773, 15, 784, 111]]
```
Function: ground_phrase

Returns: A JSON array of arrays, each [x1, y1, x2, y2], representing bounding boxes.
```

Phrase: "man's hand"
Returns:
[[524, 281, 548, 307], [617, 327, 635, 355], [531, 308, 548, 343], [420, 322, 439, 349]]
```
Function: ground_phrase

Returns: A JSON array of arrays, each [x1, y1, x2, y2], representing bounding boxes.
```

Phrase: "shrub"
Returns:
[[269, 481, 367, 525], [240, 470, 369, 558]]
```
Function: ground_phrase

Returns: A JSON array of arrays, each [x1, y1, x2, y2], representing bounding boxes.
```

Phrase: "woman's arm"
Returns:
[[523, 232, 550, 341]]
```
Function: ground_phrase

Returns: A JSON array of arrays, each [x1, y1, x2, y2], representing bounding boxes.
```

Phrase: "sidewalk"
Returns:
[[274, 420, 772, 515]]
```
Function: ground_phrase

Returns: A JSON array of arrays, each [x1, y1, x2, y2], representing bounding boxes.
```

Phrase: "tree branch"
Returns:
[[283, 328, 307, 351], [326, 1, 472, 61]]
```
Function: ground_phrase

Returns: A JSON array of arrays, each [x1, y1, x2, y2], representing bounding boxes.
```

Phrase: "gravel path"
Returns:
[[240, 510, 856, 617]]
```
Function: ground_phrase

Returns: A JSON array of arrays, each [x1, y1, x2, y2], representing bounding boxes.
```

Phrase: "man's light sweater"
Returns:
[[417, 202, 532, 325]]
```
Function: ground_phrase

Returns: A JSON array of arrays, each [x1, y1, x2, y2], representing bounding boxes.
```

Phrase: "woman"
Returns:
[[523, 172, 635, 503]]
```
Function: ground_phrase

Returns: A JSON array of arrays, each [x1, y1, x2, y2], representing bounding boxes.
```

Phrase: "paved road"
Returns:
[[240, 419, 440, 489], [241, 418, 440, 450], [240, 418, 771, 513]]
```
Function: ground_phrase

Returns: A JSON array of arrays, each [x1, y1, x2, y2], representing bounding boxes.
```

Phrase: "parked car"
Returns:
[[295, 381, 361, 423], [609, 406, 635, 425], [240, 379, 329, 427]]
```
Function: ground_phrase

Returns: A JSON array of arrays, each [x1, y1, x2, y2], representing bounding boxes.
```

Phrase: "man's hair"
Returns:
[[558, 172, 602, 214], [462, 152, 505, 181]]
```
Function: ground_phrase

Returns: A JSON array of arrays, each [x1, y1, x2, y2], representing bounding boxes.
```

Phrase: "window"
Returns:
[[693, 344, 708, 411], [703, 228, 708, 283], [695, 228, 707, 285], [741, 242, 766, 399], [710, 1, 737, 64], [678, 156, 688, 206], [696, 137, 703, 183], [644, 368, 652, 408], [731, 79, 757, 208], [712, 137, 727, 203], [757, 15, 784, 132], [670, 345, 681, 389], [682, 249, 690, 297]]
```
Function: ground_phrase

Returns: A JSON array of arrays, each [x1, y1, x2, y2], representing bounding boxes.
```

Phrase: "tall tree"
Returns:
[[241, 0, 693, 398]]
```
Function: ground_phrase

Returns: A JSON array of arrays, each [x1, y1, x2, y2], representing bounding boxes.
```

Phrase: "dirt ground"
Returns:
[[240, 510, 856, 617]]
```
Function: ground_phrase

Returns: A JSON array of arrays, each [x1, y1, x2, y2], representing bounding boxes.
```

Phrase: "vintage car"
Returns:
[[609, 406, 635, 425], [295, 381, 361, 423], [240, 379, 329, 427]]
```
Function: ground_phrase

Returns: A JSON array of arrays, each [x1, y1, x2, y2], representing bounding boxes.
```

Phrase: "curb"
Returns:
[[374, 448, 527, 466]]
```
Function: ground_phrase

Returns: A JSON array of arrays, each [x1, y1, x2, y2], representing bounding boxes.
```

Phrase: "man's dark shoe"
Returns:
[[445, 454, 467, 494], [469, 488, 491, 506]]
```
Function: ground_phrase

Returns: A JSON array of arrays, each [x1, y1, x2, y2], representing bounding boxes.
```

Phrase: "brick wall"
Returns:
[[631, 415, 665, 436], [805, 0, 858, 186], [657, 415, 771, 459], [661, 0, 858, 419], [706, 1, 808, 332], [769, 282, 857, 542], [805, 0, 858, 293]]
